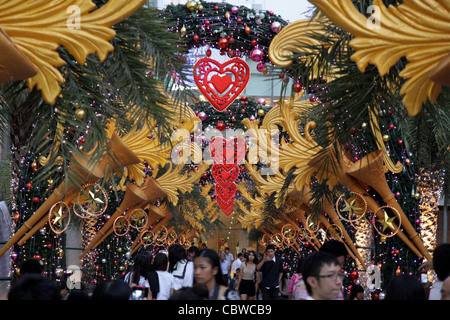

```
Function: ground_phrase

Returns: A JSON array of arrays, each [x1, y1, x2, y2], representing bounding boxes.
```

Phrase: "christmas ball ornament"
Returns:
[[33, 197, 39, 203], [198, 95, 206, 102], [250, 39, 257, 46], [218, 37, 229, 49], [231, 6, 238, 14], [206, 48, 211, 57], [256, 62, 265, 72], [361, 122, 368, 130], [31, 160, 38, 171], [193, 34, 199, 41], [405, 158, 411, 166], [26, 182, 32, 190], [197, 4, 203, 11], [257, 108, 265, 116], [292, 82, 303, 93], [186, 1, 197, 11], [214, 5, 219, 10], [225, 11, 230, 19], [383, 134, 390, 142], [250, 48, 263, 62], [204, 20, 210, 27], [75, 108, 85, 120], [414, 193, 420, 200], [216, 122, 225, 131], [180, 25, 187, 36], [271, 21, 282, 33], [257, 98, 266, 105], [244, 25, 251, 34], [237, 18, 242, 23], [198, 111, 207, 121]]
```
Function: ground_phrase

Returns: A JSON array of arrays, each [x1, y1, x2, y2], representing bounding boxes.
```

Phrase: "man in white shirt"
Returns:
[[220, 252, 231, 285], [224, 247, 234, 266], [302, 252, 344, 300], [231, 253, 244, 277]]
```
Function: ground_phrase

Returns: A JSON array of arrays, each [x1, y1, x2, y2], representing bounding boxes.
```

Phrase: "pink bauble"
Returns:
[[250, 48, 264, 62]]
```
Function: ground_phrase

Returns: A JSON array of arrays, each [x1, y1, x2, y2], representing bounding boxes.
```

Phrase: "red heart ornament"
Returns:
[[216, 196, 235, 217], [211, 164, 239, 187], [215, 183, 237, 200], [209, 137, 247, 166], [193, 57, 250, 111]]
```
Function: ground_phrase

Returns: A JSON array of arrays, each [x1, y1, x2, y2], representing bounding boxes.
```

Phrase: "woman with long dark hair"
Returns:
[[236, 250, 259, 300], [124, 253, 151, 299], [193, 249, 240, 300]]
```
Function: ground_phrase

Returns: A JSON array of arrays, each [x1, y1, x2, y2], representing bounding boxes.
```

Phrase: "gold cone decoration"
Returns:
[[0, 28, 37, 82], [79, 177, 166, 259]]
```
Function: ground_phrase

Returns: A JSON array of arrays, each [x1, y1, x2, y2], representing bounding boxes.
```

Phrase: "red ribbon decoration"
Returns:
[[193, 57, 250, 112], [209, 137, 247, 216]]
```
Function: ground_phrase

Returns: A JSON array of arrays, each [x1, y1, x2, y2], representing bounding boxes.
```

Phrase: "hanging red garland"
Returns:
[[209, 136, 247, 216]]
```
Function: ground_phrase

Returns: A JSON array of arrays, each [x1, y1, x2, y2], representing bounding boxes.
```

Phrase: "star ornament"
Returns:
[[377, 209, 396, 232], [53, 205, 64, 226], [342, 198, 363, 216], [48, 201, 71, 234]]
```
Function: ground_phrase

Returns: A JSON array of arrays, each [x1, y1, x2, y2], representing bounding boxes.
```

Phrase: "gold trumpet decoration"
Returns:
[[79, 177, 166, 258]]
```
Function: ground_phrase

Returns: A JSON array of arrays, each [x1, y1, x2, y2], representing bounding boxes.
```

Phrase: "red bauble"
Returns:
[[218, 37, 229, 49], [33, 197, 40, 203], [26, 183, 32, 190], [292, 82, 303, 93], [214, 5, 219, 10], [216, 122, 225, 131], [193, 34, 199, 41], [250, 39, 257, 46], [204, 20, 210, 27]]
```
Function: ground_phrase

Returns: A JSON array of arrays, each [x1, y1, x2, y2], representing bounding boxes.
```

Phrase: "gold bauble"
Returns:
[[186, 1, 197, 11], [361, 122, 368, 130], [199, 94, 206, 102], [75, 108, 85, 120], [197, 4, 204, 11], [180, 25, 187, 36], [382, 134, 390, 142], [414, 193, 420, 200], [257, 108, 265, 116]]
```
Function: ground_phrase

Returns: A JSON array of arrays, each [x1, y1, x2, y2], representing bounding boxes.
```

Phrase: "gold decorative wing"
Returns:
[[308, 0, 450, 116], [0, 0, 147, 104]]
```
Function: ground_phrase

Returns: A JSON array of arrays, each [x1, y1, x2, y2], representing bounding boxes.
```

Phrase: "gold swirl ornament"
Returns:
[[0, 0, 147, 104], [308, 0, 450, 116]]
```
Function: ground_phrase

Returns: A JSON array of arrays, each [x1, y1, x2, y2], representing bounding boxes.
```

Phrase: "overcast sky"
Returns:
[[262, 0, 314, 22]]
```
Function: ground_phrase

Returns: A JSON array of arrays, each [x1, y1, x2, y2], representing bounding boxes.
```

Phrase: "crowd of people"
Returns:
[[6, 241, 450, 301]]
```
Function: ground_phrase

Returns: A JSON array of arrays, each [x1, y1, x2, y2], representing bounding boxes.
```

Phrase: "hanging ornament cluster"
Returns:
[[193, 56, 250, 111], [160, 1, 288, 67], [209, 136, 247, 216]]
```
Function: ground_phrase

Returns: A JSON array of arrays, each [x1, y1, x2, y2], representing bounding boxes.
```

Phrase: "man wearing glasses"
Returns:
[[302, 252, 346, 300]]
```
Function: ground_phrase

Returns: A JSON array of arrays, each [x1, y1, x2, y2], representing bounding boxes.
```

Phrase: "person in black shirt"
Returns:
[[256, 244, 283, 300]]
